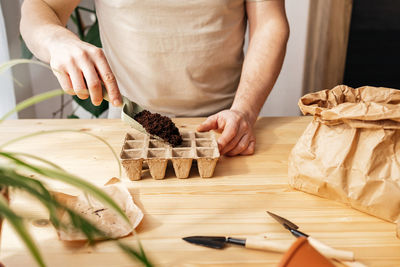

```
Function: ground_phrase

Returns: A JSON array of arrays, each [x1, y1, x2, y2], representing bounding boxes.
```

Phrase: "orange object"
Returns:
[[278, 237, 335, 267]]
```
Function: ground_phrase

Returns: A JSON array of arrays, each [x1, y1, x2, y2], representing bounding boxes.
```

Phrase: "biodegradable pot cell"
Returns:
[[278, 237, 334, 267], [147, 158, 168, 180], [196, 144, 219, 178], [120, 131, 219, 180], [171, 149, 193, 179], [121, 150, 144, 181]]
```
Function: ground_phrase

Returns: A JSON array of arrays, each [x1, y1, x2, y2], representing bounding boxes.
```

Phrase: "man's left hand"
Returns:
[[197, 110, 256, 156]]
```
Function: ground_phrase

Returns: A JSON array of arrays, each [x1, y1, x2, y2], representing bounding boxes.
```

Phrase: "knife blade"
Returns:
[[183, 235, 289, 253], [267, 211, 309, 238], [267, 211, 354, 261], [182, 236, 244, 249]]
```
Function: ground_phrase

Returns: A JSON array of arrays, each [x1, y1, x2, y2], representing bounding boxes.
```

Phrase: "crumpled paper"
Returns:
[[53, 178, 143, 241], [289, 85, 400, 234]]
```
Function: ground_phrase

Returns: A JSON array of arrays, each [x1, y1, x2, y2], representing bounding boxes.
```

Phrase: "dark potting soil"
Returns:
[[134, 110, 183, 147]]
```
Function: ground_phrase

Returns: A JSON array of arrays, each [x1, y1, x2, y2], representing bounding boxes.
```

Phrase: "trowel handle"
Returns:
[[245, 237, 354, 262], [245, 238, 289, 253], [308, 237, 354, 261]]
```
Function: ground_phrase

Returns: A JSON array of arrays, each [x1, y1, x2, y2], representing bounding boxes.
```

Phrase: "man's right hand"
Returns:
[[49, 38, 122, 106], [20, 0, 122, 107]]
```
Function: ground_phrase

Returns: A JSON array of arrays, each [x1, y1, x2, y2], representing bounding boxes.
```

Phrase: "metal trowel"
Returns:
[[101, 86, 165, 141], [266, 211, 355, 261]]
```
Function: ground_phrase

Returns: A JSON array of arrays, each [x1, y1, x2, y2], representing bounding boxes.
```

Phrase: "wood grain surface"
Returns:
[[0, 117, 399, 266]]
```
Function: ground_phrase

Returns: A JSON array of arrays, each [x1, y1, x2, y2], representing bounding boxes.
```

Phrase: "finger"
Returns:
[[218, 121, 239, 153], [240, 140, 256, 155], [226, 133, 251, 156], [92, 49, 122, 106], [197, 115, 218, 132], [81, 63, 103, 106], [220, 117, 253, 154], [53, 71, 74, 95], [68, 66, 89, 99], [220, 126, 244, 155]]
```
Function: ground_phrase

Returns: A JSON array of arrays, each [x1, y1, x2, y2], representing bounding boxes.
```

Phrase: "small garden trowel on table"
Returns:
[[267, 211, 354, 261]]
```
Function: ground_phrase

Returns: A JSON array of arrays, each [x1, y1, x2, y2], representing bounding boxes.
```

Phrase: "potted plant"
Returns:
[[0, 60, 153, 267]]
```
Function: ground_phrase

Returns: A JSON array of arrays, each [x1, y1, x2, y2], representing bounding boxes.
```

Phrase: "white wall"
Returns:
[[259, 0, 310, 116], [0, 1, 17, 119], [3, 0, 309, 118], [1, 0, 87, 119], [1, 0, 36, 118]]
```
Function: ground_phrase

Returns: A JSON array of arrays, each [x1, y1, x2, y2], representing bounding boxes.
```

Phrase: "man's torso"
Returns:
[[95, 0, 247, 116]]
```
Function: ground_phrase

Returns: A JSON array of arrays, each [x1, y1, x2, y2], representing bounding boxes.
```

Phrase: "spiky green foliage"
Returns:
[[0, 60, 153, 266], [0, 152, 153, 266], [0, 195, 45, 267], [0, 131, 153, 267]]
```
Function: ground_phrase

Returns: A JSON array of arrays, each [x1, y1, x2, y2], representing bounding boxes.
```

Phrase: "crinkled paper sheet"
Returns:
[[54, 178, 143, 241]]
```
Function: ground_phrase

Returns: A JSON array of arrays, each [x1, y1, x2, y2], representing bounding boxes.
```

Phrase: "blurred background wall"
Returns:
[[0, 0, 311, 118], [0, 1, 17, 119], [344, 0, 400, 89], [0, 0, 335, 119]]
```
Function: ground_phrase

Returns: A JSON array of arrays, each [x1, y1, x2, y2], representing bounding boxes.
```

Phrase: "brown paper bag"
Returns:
[[289, 85, 400, 231]]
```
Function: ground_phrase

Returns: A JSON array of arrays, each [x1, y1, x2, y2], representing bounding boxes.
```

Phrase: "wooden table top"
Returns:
[[0, 117, 399, 267]]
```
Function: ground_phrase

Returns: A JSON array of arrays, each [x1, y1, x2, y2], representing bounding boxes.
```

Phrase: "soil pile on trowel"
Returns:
[[134, 110, 183, 146]]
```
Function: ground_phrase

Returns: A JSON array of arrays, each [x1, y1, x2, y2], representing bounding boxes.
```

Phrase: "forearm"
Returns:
[[231, 7, 289, 124], [20, 0, 80, 62]]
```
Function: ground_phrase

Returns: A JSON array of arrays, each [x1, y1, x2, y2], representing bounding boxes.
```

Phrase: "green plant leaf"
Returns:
[[0, 167, 60, 228], [0, 59, 52, 75], [0, 59, 65, 121], [0, 89, 65, 122], [67, 114, 80, 119], [73, 9, 85, 40], [84, 20, 102, 48], [0, 129, 121, 178], [73, 96, 108, 118], [0, 155, 151, 266], [39, 168, 129, 223], [117, 241, 153, 267], [0, 161, 152, 266], [19, 35, 33, 59], [3, 151, 65, 171], [77, 6, 96, 14], [0, 152, 129, 224], [70, 14, 77, 26], [1, 42, 109, 119], [1, 29, 150, 266], [0, 196, 46, 267], [63, 208, 105, 242], [0, 166, 106, 240]]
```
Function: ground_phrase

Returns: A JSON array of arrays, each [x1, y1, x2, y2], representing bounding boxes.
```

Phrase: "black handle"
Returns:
[[226, 237, 246, 247]]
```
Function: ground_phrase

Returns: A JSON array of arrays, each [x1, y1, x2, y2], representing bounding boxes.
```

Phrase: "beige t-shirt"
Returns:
[[95, 0, 264, 117]]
